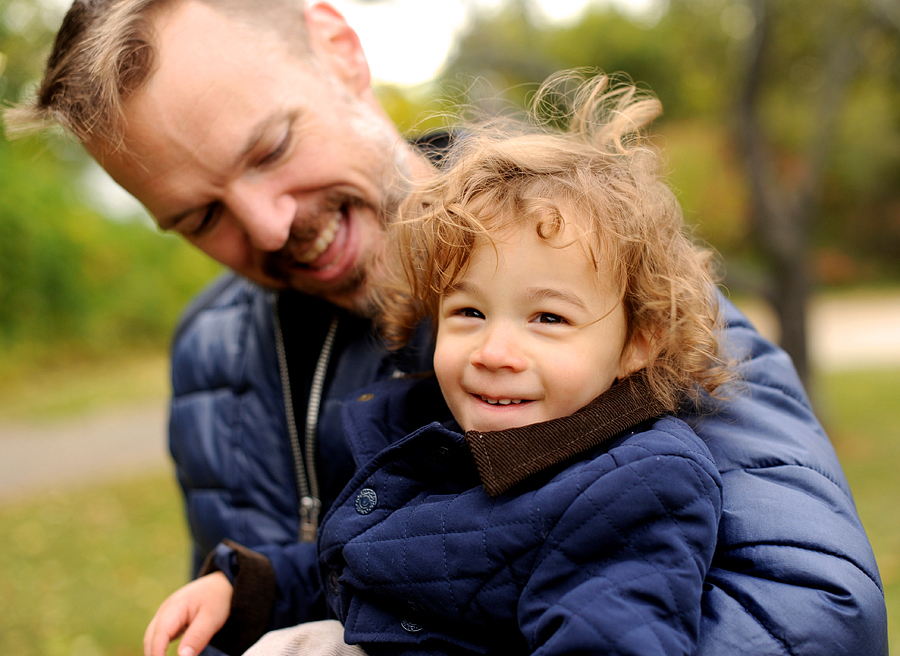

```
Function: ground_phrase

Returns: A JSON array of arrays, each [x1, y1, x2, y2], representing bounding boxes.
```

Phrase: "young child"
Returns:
[[145, 73, 733, 656]]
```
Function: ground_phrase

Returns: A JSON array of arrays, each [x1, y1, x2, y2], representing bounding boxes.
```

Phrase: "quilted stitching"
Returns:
[[320, 414, 722, 655]]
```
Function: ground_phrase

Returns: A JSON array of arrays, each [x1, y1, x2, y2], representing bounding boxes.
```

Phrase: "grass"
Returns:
[[1, 365, 898, 655], [0, 352, 170, 423], [1, 473, 188, 656]]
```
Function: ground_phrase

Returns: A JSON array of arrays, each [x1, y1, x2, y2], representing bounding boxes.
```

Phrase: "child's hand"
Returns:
[[143, 571, 233, 656]]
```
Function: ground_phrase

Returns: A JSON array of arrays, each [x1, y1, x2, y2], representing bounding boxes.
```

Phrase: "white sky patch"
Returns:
[[33, 0, 661, 88], [332, 0, 661, 87]]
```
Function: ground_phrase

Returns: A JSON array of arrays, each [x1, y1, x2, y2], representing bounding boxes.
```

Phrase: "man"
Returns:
[[7, 1, 888, 655]]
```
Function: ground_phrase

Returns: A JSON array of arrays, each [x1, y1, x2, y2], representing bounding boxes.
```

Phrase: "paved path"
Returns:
[[2, 292, 899, 503], [740, 292, 900, 370], [0, 401, 170, 502]]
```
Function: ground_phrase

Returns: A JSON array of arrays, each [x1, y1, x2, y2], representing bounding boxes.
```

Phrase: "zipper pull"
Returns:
[[299, 496, 321, 543]]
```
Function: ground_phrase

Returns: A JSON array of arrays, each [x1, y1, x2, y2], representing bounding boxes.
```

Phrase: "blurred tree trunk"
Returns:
[[735, 0, 865, 386]]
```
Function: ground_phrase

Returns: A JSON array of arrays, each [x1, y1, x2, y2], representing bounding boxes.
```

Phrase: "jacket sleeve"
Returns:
[[201, 540, 326, 655], [689, 296, 888, 655], [519, 427, 723, 656]]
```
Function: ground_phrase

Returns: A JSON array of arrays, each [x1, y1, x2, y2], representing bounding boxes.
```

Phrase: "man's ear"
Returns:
[[618, 329, 651, 380], [305, 2, 371, 95]]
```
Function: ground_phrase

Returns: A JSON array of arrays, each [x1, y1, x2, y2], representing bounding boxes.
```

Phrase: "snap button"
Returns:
[[355, 488, 378, 515], [401, 618, 424, 633], [430, 445, 450, 461], [356, 393, 374, 402], [327, 570, 340, 596]]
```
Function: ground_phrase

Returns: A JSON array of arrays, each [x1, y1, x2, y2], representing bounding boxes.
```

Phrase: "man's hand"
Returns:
[[144, 571, 233, 656]]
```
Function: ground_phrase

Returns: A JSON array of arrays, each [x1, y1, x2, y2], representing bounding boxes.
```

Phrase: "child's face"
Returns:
[[434, 224, 647, 433]]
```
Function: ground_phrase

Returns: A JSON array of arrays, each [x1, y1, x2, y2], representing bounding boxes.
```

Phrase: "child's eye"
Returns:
[[453, 307, 484, 319], [535, 312, 568, 325]]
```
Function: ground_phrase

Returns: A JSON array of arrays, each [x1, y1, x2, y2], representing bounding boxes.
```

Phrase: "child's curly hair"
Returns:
[[377, 71, 733, 411]]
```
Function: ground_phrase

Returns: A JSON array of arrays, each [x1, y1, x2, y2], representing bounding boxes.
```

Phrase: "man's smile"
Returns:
[[294, 209, 342, 265]]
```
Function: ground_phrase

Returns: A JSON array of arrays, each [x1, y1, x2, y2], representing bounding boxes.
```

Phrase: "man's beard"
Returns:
[[261, 187, 401, 317]]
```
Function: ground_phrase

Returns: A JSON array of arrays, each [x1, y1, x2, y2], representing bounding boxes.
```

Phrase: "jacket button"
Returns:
[[355, 488, 378, 515], [327, 570, 340, 596], [401, 618, 424, 633], [356, 393, 374, 402], [430, 445, 450, 461]]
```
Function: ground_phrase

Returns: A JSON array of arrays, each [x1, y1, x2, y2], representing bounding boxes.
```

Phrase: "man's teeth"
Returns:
[[480, 397, 525, 405], [297, 211, 341, 264]]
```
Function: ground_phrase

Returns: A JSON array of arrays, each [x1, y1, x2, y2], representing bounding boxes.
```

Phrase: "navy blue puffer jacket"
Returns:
[[170, 274, 887, 655]]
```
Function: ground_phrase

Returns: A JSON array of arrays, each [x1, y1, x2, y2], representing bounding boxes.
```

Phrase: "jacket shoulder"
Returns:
[[170, 273, 275, 396], [171, 272, 261, 346], [693, 296, 887, 655]]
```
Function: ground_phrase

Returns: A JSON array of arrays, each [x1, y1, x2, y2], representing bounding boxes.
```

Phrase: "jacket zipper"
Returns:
[[274, 297, 339, 543]]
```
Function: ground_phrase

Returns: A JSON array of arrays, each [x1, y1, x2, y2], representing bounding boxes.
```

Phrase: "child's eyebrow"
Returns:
[[525, 287, 589, 311], [443, 281, 478, 296], [443, 283, 589, 313]]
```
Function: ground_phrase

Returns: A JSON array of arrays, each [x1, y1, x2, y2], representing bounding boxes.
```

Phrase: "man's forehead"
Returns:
[[99, 3, 316, 213]]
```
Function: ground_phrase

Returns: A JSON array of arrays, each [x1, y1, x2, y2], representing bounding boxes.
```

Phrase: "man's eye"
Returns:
[[536, 312, 567, 325], [259, 129, 292, 166], [187, 203, 220, 237]]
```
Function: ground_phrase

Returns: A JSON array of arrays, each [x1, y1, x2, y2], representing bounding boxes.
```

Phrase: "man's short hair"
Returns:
[[5, 0, 309, 149]]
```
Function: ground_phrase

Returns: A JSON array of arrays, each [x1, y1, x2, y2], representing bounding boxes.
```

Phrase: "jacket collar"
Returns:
[[464, 370, 668, 497]]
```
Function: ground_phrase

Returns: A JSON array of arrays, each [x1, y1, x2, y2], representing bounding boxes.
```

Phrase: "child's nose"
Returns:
[[470, 325, 528, 372]]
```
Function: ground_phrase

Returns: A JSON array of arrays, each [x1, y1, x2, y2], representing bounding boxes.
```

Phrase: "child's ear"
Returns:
[[618, 330, 651, 379]]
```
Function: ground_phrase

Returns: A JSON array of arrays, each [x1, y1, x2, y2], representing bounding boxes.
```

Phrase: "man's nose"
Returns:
[[227, 182, 297, 251], [470, 324, 528, 372]]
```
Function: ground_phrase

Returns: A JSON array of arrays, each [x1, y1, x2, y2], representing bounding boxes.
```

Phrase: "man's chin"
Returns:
[[286, 270, 376, 317]]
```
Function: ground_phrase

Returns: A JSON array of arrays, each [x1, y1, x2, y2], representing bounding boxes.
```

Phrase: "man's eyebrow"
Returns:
[[526, 287, 589, 311]]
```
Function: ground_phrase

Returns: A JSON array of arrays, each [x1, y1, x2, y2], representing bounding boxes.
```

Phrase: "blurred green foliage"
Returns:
[[1, 472, 189, 656], [0, 353, 169, 420], [0, 0, 222, 377], [0, 135, 222, 372]]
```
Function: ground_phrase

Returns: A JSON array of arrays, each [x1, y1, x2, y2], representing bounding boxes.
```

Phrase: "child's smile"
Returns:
[[476, 395, 531, 406]]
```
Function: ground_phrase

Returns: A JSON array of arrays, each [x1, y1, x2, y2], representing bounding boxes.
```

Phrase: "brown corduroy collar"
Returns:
[[463, 371, 668, 497]]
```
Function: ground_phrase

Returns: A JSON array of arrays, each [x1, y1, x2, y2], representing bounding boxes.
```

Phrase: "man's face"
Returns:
[[92, 2, 410, 313]]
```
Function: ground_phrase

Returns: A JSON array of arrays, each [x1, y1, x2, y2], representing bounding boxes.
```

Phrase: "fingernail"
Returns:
[[179, 647, 195, 656]]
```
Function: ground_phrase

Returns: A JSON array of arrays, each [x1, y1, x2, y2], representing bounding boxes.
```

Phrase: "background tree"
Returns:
[[734, 0, 900, 384], [436, 0, 900, 384]]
